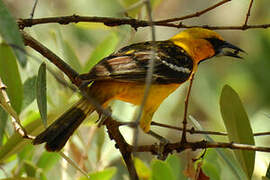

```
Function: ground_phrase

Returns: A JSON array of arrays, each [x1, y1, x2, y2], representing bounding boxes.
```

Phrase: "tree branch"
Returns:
[[17, 15, 270, 30], [151, 121, 270, 137]]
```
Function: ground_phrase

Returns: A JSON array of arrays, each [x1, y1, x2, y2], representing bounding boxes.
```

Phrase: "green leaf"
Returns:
[[151, 159, 175, 180], [22, 76, 37, 110], [58, 31, 82, 72], [18, 144, 35, 162], [0, 0, 27, 67], [37, 151, 61, 172], [0, 106, 8, 145], [189, 115, 245, 179], [36, 63, 47, 127], [83, 32, 119, 72], [134, 158, 151, 179], [220, 85, 255, 178], [0, 111, 48, 162], [79, 167, 117, 180], [24, 161, 38, 177], [0, 43, 23, 113], [262, 177, 270, 180], [165, 154, 185, 180]]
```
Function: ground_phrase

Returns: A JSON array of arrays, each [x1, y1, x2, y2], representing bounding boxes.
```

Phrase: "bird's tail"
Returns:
[[33, 98, 94, 151]]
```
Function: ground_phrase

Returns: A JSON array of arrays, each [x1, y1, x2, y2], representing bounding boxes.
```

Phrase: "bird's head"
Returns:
[[170, 28, 245, 64]]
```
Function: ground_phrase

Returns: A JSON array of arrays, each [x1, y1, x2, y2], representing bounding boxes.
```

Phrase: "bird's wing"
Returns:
[[79, 41, 194, 84]]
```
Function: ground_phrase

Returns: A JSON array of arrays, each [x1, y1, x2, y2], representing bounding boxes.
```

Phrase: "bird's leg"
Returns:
[[181, 73, 195, 144], [96, 107, 112, 127]]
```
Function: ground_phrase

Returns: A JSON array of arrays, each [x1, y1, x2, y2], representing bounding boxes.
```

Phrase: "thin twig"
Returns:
[[17, 15, 270, 30], [151, 121, 270, 137], [155, 0, 231, 23], [132, 0, 156, 149], [21, 31, 80, 86], [8, 43, 77, 92], [22, 31, 121, 122], [243, 0, 254, 26], [104, 118, 270, 158], [151, 121, 227, 136], [181, 73, 195, 143], [30, 0, 38, 19], [58, 151, 89, 178], [133, 140, 270, 154], [0, 78, 34, 140]]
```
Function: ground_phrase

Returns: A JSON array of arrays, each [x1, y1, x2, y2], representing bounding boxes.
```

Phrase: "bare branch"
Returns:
[[243, 0, 254, 26], [0, 78, 34, 140], [155, 0, 231, 23], [132, 0, 156, 150], [17, 15, 270, 30], [104, 118, 138, 180], [181, 73, 195, 143], [30, 0, 39, 19], [22, 31, 80, 86], [151, 121, 270, 137]]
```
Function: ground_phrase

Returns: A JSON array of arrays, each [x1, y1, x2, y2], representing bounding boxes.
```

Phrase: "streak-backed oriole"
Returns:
[[33, 28, 244, 151]]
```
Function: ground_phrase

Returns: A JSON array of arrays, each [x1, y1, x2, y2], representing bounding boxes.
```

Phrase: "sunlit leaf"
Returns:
[[0, 0, 27, 67], [37, 151, 61, 172], [79, 167, 117, 180], [22, 76, 37, 110], [36, 62, 47, 127], [0, 112, 56, 162], [220, 85, 255, 178], [83, 32, 119, 72], [76, 22, 110, 30], [0, 43, 23, 113], [165, 154, 185, 180], [151, 159, 175, 180], [134, 157, 151, 179]]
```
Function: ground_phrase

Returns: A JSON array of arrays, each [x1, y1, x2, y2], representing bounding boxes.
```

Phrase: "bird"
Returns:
[[33, 28, 244, 151]]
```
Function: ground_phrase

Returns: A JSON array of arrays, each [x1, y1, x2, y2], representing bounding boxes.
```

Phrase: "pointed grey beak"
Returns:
[[221, 41, 246, 59]]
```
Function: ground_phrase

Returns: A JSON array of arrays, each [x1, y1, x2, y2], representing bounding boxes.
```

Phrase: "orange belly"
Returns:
[[89, 81, 181, 108]]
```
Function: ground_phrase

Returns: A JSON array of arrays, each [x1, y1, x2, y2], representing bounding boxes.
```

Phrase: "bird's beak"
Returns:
[[219, 41, 246, 59]]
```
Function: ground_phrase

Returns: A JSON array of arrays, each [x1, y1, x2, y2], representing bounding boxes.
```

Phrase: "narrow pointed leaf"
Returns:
[[0, 44, 23, 113], [220, 85, 255, 178], [134, 158, 151, 179], [36, 63, 47, 127], [0, 0, 27, 67]]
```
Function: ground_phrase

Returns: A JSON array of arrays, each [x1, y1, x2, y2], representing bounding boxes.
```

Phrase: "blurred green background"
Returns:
[[0, 0, 270, 179]]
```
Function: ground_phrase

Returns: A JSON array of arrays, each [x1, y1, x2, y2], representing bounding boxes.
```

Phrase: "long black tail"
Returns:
[[33, 98, 94, 151]]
